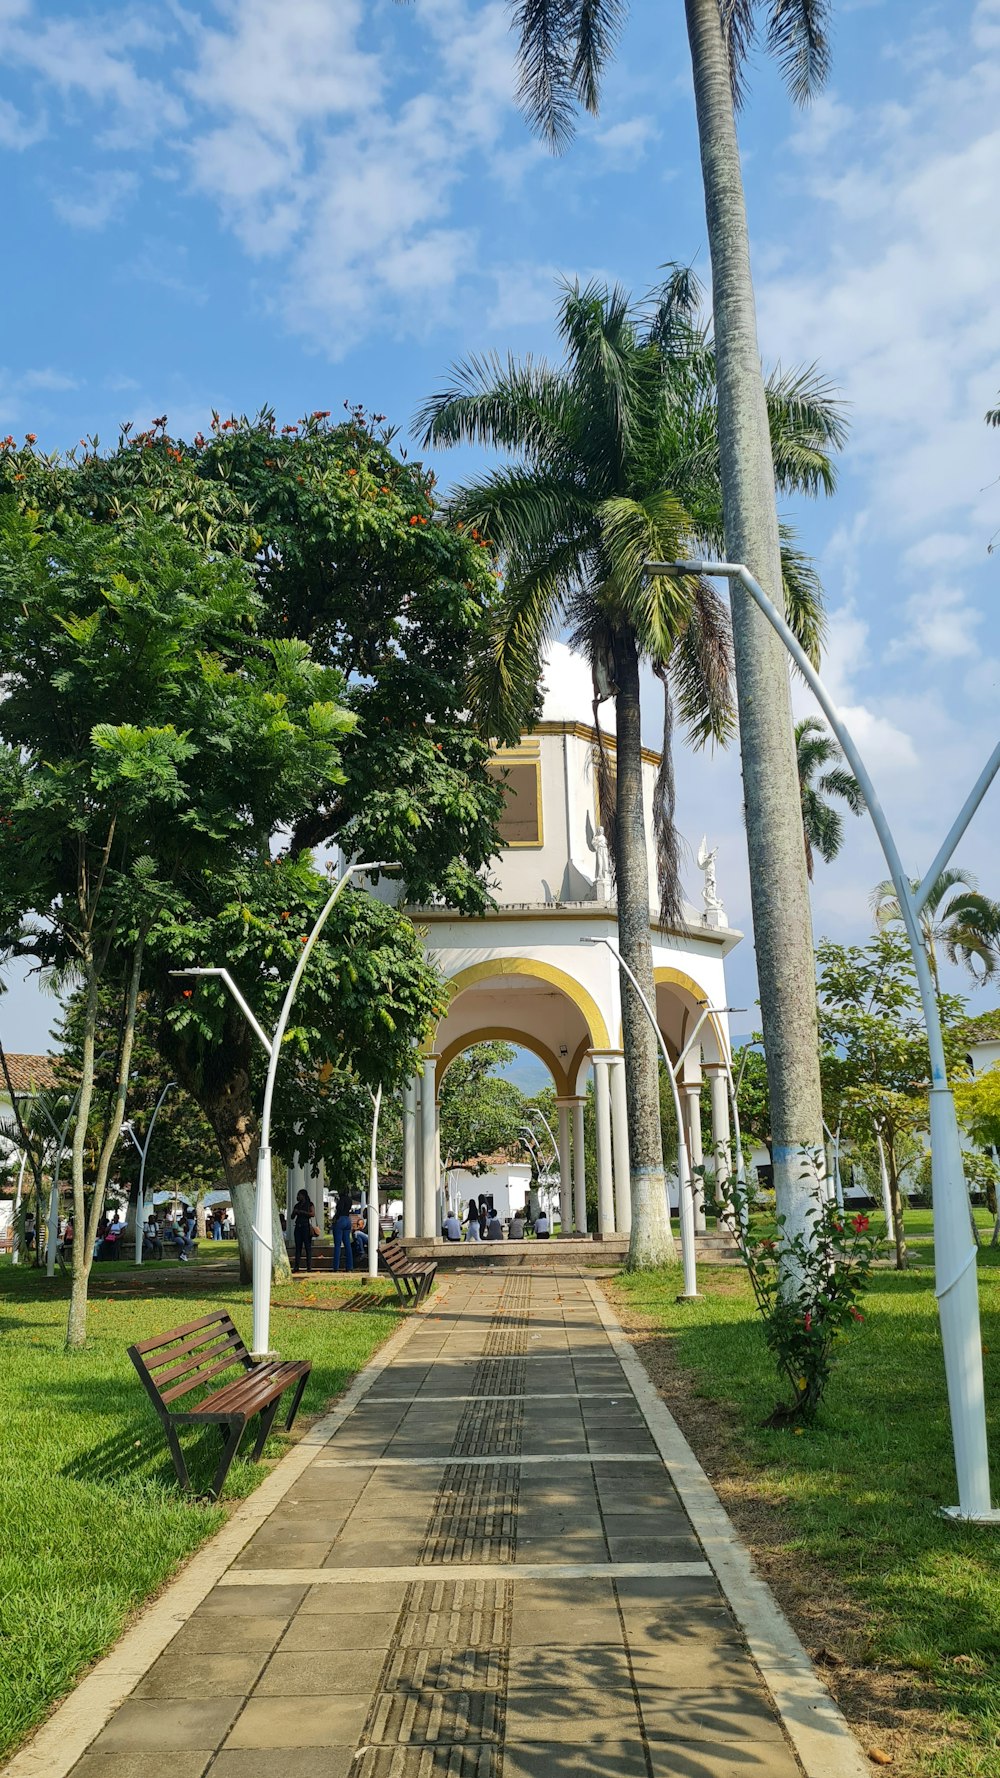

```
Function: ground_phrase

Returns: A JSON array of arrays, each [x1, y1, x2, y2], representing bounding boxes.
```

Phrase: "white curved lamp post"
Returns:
[[649, 557, 1000, 1522], [123, 1082, 176, 1265], [173, 859, 398, 1358]]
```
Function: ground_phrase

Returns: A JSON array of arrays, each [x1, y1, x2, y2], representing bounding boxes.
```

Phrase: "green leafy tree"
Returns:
[[1, 412, 506, 1284], [438, 1042, 528, 1175], [152, 854, 446, 1282], [503, 0, 840, 1263], [872, 868, 1000, 992], [0, 505, 351, 1342], [54, 987, 220, 1249], [817, 931, 966, 1270], [419, 275, 840, 1269], [734, 1042, 771, 1163], [795, 717, 862, 879], [953, 1065, 1000, 1241]]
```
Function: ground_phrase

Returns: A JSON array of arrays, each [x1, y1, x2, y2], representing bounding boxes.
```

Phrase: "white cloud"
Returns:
[[888, 584, 983, 663], [51, 169, 137, 230], [0, 93, 44, 147], [0, 4, 185, 135], [18, 367, 78, 391], [594, 115, 659, 160]]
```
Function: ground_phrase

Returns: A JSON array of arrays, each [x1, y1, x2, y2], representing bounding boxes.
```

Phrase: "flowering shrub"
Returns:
[[732, 1179, 882, 1426]]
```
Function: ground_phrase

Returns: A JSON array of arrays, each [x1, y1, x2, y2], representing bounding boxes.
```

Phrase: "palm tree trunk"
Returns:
[[684, 0, 825, 1252], [614, 629, 677, 1268]]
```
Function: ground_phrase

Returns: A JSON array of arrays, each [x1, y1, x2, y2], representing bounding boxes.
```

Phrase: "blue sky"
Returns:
[[2, 0, 1000, 1063]]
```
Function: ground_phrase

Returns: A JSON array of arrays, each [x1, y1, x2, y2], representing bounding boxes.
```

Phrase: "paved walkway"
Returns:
[[53, 1272, 864, 1778]]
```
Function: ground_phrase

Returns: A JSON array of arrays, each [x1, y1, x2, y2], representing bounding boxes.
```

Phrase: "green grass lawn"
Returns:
[[0, 1256, 402, 1759], [614, 1240, 1000, 1776]]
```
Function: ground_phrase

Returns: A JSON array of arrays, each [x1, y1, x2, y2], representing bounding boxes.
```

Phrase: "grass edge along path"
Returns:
[[0, 1262, 403, 1761], [609, 1249, 1000, 1778]]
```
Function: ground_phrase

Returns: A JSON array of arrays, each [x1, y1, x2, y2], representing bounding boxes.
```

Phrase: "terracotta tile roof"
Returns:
[[959, 1012, 1000, 1044], [0, 1053, 60, 1095]]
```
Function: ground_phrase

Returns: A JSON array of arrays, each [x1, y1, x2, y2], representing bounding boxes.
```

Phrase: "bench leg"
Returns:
[[390, 1277, 407, 1307], [284, 1372, 309, 1432], [208, 1418, 247, 1501], [164, 1422, 193, 1494], [250, 1397, 282, 1461]]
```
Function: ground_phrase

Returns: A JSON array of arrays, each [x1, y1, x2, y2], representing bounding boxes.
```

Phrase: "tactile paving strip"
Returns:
[[421, 1461, 520, 1564], [480, 1274, 531, 1359], [356, 1580, 511, 1776]]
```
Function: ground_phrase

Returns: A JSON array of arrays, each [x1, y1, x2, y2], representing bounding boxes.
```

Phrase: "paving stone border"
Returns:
[[586, 1277, 871, 1778]]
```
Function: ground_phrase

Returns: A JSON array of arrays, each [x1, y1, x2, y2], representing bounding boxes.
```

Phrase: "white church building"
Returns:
[[395, 648, 743, 1241]]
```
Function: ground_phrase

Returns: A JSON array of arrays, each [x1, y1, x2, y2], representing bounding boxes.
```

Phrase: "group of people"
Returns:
[[290, 1187, 369, 1274], [442, 1200, 551, 1242]]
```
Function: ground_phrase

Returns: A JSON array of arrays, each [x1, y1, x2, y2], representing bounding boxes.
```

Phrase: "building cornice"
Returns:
[[404, 901, 742, 953]]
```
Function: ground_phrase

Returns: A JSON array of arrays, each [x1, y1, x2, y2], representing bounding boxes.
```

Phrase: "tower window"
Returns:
[[487, 752, 542, 847]]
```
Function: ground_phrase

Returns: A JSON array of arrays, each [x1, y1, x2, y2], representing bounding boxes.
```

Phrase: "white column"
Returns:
[[556, 1102, 573, 1234], [573, 1097, 588, 1236], [420, 1058, 438, 1239], [435, 1107, 443, 1235], [708, 1065, 733, 1226], [610, 1058, 632, 1237], [594, 1058, 615, 1237], [402, 1078, 418, 1238], [684, 1084, 707, 1233]]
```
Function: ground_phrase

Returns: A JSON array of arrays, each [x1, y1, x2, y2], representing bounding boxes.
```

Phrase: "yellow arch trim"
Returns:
[[433, 956, 611, 1053], [616, 965, 726, 1058], [437, 1027, 572, 1099]]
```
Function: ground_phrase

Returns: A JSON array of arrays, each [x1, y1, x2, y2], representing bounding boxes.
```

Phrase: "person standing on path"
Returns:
[[332, 1188, 355, 1273], [291, 1189, 317, 1273], [464, 1199, 481, 1242]]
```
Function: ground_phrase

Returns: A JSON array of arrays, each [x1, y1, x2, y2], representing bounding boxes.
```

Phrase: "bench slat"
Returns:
[[196, 1360, 309, 1418], [151, 1330, 247, 1390], [159, 1353, 249, 1405], [132, 1311, 232, 1356]]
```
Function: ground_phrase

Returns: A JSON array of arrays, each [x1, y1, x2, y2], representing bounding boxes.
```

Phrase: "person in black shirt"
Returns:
[[291, 1189, 317, 1272], [332, 1189, 354, 1273]]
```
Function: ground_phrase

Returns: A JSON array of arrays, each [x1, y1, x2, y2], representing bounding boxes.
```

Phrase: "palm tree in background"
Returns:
[[795, 717, 862, 879], [506, 0, 837, 1249], [419, 276, 842, 1266], [872, 869, 1000, 994]]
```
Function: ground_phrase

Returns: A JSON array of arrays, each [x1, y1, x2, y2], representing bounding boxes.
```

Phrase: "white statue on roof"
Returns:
[[697, 836, 725, 924]]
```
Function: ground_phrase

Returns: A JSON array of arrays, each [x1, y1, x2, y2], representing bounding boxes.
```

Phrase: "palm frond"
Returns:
[[819, 766, 864, 815], [467, 542, 580, 740], [597, 490, 694, 654], [987, 397, 1000, 427], [719, 0, 758, 110], [651, 666, 683, 928], [766, 363, 847, 496], [669, 579, 735, 749], [511, 0, 580, 149], [415, 352, 572, 459], [645, 264, 706, 356], [446, 465, 597, 562], [779, 527, 827, 667], [557, 279, 643, 464], [765, 0, 833, 104], [569, 0, 627, 116]]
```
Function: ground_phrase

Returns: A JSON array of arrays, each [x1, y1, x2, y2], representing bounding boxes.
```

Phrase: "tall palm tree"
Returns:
[[506, 0, 836, 1250], [872, 869, 1000, 994], [795, 717, 862, 879], [419, 277, 842, 1267]]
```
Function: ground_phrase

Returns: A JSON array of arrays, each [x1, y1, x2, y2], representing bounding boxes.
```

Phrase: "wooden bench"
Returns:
[[127, 1311, 311, 1500], [379, 1237, 437, 1306]]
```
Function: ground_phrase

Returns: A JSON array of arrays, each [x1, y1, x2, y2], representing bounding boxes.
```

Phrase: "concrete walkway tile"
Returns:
[[167, 1616, 291, 1657], [502, 1739, 647, 1778], [88, 1698, 243, 1752], [601, 1510, 692, 1539], [639, 1690, 787, 1744], [132, 1651, 268, 1699], [211, 1752, 356, 1777], [507, 1645, 633, 1690], [68, 1755, 211, 1778], [280, 1610, 399, 1652], [644, 1734, 802, 1777], [513, 1535, 609, 1564], [323, 1537, 425, 1569], [630, 1643, 760, 1688], [298, 1581, 408, 1614], [503, 1698, 642, 1742], [256, 1653, 388, 1695], [194, 1584, 305, 1618], [236, 1540, 335, 1570], [607, 1535, 704, 1564], [223, 1694, 371, 1748]]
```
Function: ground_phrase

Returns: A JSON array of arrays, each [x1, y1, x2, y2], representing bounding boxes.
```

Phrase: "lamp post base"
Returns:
[[675, 1291, 704, 1303], [939, 1505, 1000, 1524]]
